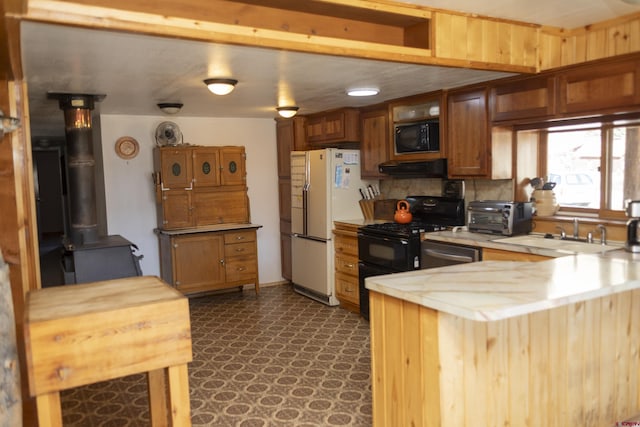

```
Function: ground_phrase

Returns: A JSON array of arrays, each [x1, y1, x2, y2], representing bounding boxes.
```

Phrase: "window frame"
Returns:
[[518, 113, 640, 221]]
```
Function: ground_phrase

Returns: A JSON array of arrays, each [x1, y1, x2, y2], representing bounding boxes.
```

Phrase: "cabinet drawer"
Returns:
[[335, 271, 359, 306], [224, 230, 256, 244], [335, 253, 359, 277], [224, 241, 256, 257], [334, 233, 358, 257], [225, 256, 258, 282]]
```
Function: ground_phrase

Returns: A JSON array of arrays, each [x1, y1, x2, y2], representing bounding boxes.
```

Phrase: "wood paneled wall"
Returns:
[[541, 13, 640, 70], [433, 12, 538, 70]]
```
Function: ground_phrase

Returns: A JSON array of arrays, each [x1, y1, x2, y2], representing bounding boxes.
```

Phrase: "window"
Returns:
[[538, 117, 640, 217]]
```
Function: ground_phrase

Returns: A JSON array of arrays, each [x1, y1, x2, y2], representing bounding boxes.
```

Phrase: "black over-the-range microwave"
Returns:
[[394, 119, 440, 155]]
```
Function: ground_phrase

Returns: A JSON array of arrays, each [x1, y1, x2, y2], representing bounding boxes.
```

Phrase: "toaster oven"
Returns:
[[467, 200, 533, 236]]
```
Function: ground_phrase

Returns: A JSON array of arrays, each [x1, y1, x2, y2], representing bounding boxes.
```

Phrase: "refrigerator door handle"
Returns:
[[302, 185, 309, 236], [295, 234, 329, 243]]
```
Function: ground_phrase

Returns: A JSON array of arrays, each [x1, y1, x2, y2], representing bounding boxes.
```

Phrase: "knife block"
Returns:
[[359, 200, 375, 221]]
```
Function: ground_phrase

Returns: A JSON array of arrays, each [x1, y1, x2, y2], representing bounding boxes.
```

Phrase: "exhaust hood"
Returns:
[[378, 158, 447, 178]]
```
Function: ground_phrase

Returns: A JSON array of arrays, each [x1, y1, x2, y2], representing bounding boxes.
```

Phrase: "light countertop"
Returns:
[[366, 243, 640, 322], [156, 223, 262, 235]]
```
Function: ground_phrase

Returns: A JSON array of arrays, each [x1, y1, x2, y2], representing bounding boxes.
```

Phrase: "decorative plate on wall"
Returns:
[[115, 136, 139, 159]]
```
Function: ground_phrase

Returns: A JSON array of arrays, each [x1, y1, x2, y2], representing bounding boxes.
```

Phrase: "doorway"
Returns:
[[33, 144, 66, 287]]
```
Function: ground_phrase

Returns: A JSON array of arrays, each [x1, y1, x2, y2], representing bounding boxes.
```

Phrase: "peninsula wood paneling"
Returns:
[[370, 289, 640, 427]]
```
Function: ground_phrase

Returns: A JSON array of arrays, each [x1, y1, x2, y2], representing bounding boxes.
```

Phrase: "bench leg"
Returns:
[[35, 392, 62, 427], [148, 365, 191, 426], [148, 368, 169, 426], [167, 364, 191, 426]]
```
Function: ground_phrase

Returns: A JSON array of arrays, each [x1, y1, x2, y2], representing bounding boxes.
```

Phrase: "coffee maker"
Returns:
[[625, 200, 640, 253]]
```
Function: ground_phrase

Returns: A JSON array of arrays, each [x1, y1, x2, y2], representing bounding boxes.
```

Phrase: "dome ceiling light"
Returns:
[[157, 103, 183, 114], [276, 106, 299, 118], [204, 78, 238, 95], [347, 88, 380, 97]]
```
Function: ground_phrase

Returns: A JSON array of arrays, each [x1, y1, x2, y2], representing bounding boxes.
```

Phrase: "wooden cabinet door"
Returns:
[[306, 115, 325, 143], [160, 147, 193, 189], [172, 234, 225, 293], [280, 220, 292, 281], [278, 179, 291, 221], [276, 119, 294, 178], [447, 88, 489, 177], [161, 190, 193, 229], [219, 147, 246, 186], [193, 190, 249, 225], [192, 147, 220, 187], [558, 58, 640, 114], [490, 75, 556, 122], [360, 106, 390, 179]]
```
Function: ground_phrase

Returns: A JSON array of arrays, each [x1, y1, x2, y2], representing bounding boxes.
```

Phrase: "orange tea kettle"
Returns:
[[394, 200, 413, 224]]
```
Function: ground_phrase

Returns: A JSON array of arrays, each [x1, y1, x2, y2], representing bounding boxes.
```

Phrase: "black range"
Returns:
[[357, 195, 465, 320]]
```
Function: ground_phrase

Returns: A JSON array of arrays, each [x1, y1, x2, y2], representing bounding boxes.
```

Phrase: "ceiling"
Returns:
[[20, 0, 640, 138]]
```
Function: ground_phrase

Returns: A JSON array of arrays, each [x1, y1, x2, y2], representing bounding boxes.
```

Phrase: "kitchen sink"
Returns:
[[491, 234, 622, 254]]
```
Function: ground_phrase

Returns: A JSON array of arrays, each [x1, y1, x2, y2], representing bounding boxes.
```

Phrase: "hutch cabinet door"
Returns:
[[219, 147, 246, 186], [172, 233, 225, 294], [161, 190, 193, 229], [360, 106, 390, 179], [160, 147, 193, 189], [192, 147, 221, 187]]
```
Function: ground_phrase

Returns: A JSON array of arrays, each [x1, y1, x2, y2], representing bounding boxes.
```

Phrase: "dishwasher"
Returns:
[[421, 240, 481, 269]]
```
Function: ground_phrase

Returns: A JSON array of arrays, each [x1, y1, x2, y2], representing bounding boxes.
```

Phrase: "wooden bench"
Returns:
[[24, 276, 193, 426]]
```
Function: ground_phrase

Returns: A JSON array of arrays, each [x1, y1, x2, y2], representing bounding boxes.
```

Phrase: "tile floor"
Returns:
[[59, 284, 373, 426]]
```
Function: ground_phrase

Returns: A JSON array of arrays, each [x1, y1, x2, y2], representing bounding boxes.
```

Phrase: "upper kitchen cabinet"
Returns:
[[305, 108, 360, 145], [388, 92, 444, 162], [446, 87, 511, 179], [276, 117, 308, 178], [490, 75, 557, 123], [360, 104, 390, 179], [154, 145, 249, 230], [557, 56, 640, 115]]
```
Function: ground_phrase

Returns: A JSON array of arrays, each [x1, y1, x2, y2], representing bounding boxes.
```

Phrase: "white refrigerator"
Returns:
[[291, 148, 375, 305]]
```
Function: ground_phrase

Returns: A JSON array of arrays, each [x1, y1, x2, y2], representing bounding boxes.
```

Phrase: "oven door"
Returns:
[[358, 232, 419, 272], [358, 261, 397, 321]]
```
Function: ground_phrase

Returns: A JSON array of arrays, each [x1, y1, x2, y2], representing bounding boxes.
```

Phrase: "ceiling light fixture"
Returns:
[[157, 102, 183, 114], [276, 106, 299, 118], [204, 78, 238, 95], [347, 88, 380, 97]]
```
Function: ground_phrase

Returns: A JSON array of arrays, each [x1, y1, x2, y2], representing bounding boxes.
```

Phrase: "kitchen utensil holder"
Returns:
[[359, 199, 375, 221]]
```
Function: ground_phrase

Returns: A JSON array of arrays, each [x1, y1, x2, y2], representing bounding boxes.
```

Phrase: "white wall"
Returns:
[[100, 115, 282, 284]]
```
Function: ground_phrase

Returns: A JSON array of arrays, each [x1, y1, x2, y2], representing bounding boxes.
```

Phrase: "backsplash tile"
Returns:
[[380, 178, 514, 202]]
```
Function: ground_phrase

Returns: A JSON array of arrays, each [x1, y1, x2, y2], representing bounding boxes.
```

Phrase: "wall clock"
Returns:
[[115, 136, 139, 159]]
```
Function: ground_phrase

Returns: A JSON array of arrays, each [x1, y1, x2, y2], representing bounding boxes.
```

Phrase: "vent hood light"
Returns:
[[347, 88, 379, 97]]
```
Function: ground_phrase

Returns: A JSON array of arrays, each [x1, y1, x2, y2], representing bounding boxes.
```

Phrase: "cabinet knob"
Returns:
[[235, 248, 245, 253], [220, 259, 225, 265], [173, 243, 178, 248], [236, 266, 246, 271], [175, 281, 181, 286], [236, 236, 245, 240], [345, 263, 354, 268]]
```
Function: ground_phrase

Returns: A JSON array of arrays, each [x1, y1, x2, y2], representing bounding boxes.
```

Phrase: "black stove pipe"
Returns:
[[49, 93, 105, 246]]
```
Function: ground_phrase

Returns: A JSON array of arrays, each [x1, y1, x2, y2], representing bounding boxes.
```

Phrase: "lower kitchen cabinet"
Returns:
[[482, 247, 551, 262], [158, 225, 260, 296], [333, 221, 361, 313]]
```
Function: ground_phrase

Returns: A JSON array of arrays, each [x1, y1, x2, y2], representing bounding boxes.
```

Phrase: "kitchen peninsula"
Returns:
[[367, 250, 640, 426]]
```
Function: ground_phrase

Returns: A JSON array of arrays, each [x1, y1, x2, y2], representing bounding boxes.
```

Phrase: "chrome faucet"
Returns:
[[573, 218, 580, 239], [597, 224, 607, 245], [556, 225, 566, 239]]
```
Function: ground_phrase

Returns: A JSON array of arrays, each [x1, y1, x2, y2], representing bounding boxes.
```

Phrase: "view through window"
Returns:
[[545, 120, 640, 214]]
